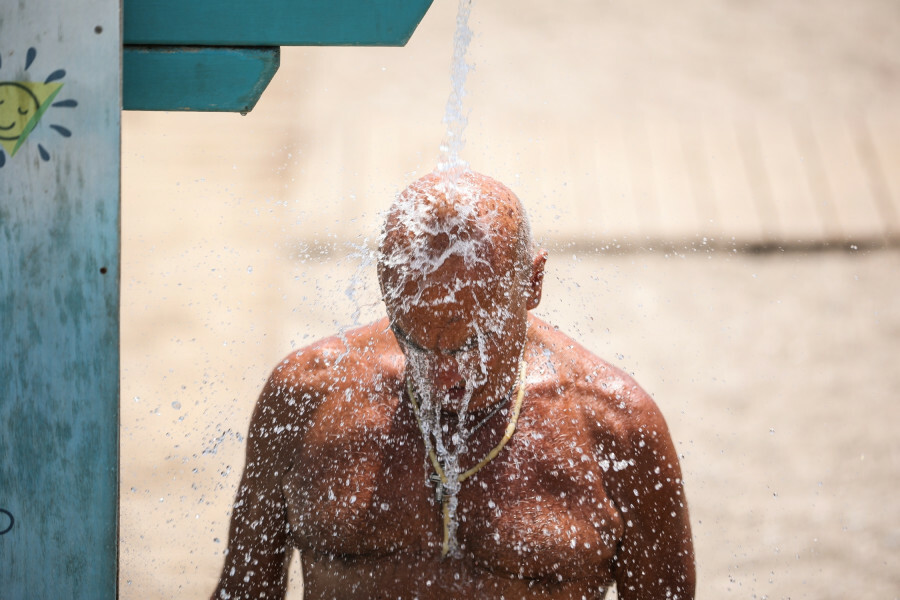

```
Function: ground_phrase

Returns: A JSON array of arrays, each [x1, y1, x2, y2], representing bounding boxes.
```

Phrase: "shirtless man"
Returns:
[[212, 171, 695, 599]]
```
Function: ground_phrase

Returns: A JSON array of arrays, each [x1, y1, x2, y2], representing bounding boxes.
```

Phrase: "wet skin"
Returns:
[[213, 317, 693, 599], [213, 171, 694, 599]]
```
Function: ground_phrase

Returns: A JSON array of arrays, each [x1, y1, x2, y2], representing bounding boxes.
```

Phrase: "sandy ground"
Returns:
[[120, 0, 900, 598]]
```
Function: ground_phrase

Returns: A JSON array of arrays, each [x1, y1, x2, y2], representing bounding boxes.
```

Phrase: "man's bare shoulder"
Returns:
[[263, 318, 401, 396], [528, 316, 683, 510], [253, 319, 399, 427], [527, 316, 665, 438]]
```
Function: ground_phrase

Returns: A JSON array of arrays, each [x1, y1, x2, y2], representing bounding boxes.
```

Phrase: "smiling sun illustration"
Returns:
[[0, 47, 76, 168]]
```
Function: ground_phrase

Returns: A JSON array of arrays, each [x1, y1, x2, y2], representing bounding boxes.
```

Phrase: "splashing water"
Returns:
[[376, 0, 536, 557], [378, 175, 493, 304], [404, 319, 523, 557], [378, 166, 535, 556], [436, 0, 475, 192]]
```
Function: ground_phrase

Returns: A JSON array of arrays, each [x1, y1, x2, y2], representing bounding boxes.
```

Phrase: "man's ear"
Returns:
[[526, 249, 548, 310]]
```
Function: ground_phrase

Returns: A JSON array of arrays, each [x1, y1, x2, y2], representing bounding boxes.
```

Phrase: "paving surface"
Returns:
[[120, 0, 900, 597]]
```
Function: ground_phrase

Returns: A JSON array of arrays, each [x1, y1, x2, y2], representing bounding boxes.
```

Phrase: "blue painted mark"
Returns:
[[0, 151, 5, 167], [25, 47, 37, 70], [53, 99, 78, 108], [38, 143, 50, 161], [45, 69, 66, 83], [50, 124, 72, 137]]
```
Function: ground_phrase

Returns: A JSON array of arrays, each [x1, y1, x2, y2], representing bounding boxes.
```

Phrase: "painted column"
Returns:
[[0, 0, 120, 597]]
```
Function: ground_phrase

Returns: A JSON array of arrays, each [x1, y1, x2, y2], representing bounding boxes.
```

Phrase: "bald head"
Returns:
[[378, 170, 547, 413], [377, 170, 536, 313]]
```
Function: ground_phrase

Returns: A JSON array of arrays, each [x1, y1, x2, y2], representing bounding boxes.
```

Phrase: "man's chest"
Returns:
[[281, 402, 625, 581]]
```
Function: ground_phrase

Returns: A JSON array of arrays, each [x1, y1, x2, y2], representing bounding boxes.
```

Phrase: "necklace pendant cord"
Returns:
[[406, 360, 528, 557]]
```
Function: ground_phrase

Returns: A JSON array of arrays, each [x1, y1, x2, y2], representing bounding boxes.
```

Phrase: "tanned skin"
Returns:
[[212, 172, 695, 599]]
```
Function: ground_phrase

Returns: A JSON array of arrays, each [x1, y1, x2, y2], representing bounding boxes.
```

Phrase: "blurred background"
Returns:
[[120, 0, 900, 597]]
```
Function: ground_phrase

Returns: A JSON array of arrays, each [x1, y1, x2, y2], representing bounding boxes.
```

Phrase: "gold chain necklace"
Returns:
[[405, 360, 527, 557]]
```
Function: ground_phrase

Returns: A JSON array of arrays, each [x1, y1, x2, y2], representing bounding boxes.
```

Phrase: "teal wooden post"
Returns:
[[0, 0, 120, 597]]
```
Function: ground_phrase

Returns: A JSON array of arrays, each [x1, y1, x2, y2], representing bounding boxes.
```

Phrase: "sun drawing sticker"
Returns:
[[0, 47, 76, 168]]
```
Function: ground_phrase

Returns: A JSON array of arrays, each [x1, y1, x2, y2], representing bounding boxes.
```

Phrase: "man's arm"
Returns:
[[607, 389, 696, 600], [211, 364, 308, 600]]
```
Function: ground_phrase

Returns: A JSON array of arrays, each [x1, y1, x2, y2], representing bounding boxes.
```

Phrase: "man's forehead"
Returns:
[[388, 273, 494, 314]]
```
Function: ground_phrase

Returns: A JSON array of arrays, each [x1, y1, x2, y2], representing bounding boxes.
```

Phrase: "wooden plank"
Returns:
[[622, 113, 661, 238], [703, 116, 764, 242], [645, 115, 700, 239], [734, 118, 782, 241], [755, 113, 825, 243], [0, 0, 120, 597], [790, 115, 843, 241], [811, 117, 884, 243], [856, 111, 900, 240], [124, 0, 435, 47], [592, 118, 641, 242], [123, 46, 280, 112], [679, 116, 719, 238]]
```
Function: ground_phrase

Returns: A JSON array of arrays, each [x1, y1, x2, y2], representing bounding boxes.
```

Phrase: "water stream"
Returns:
[[400, 0, 495, 556], [436, 0, 475, 193]]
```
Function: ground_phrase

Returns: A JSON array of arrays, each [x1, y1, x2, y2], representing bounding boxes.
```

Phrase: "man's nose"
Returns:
[[428, 355, 463, 389]]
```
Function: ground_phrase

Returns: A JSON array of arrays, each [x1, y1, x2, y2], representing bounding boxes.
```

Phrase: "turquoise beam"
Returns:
[[124, 0, 435, 47], [123, 46, 280, 112]]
